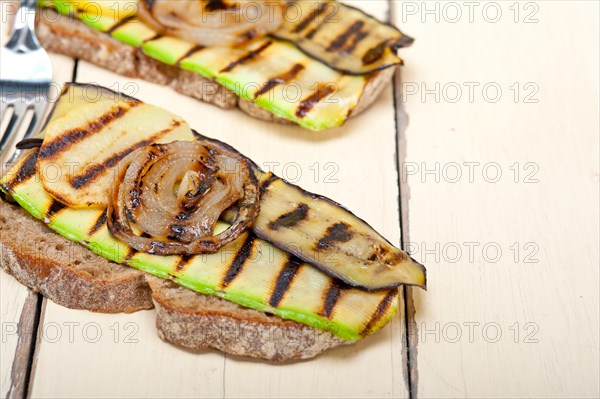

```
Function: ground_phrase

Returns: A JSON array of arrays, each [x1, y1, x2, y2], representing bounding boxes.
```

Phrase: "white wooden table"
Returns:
[[1, 1, 598, 398]]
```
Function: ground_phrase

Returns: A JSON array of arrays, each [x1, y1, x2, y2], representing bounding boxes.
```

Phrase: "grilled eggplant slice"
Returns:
[[43, 1, 412, 130], [241, 174, 426, 290], [273, 1, 413, 75]]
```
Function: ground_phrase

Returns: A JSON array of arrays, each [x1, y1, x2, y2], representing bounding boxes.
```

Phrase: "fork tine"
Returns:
[[0, 101, 30, 157], [0, 102, 14, 141], [2, 98, 48, 165], [27, 97, 48, 139]]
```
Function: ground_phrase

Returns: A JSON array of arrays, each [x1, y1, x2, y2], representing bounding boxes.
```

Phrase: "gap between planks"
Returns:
[[4, 291, 41, 399], [388, 1, 419, 398], [393, 64, 419, 399]]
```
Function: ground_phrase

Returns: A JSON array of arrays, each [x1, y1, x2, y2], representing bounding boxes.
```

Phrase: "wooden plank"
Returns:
[[0, 2, 75, 396], [394, 1, 600, 397], [223, 2, 408, 397], [27, 1, 411, 397], [29, 305, 226, 398], [0, 277, 37, 399]]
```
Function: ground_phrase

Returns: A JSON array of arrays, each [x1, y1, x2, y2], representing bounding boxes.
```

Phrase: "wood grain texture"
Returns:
[[25, 1, 411, 397], [395, 1, 600, 397]]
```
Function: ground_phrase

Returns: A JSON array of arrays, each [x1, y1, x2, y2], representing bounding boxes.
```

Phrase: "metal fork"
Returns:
[[0, 0, 52, 164]]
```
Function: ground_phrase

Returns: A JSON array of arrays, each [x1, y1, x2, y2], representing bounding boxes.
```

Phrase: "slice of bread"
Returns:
[[35, 8, 395, 126], [0, 199, 345, 360], [0, 199, 153, 313]]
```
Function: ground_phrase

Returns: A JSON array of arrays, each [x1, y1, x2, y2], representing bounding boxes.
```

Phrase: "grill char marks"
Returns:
[[176, 45, 205, 66], [254, 63, 305, 98], [222, 235, 255, 287], [316, 222, 354, 251], [269, 256, 303, 308], [327, 20, 365, 52], [361, 40, 389, 66], [174, 254, 193, 271], [259, 174, 278, 195], [68, 120, 181, 190], [4, 151, 37, 190], [38, 104, 135, 160], [45, 200, 67, 219], [220, 41, 273, 73], [360, 290, 397, 336], [304, 9, 336, 40], [123, 247, 138, 262], [268, 203, 309, 230], [143, 33, 162, 44], [107, 15, 135, 34], [292, 2, 328, 34], [341, 30, 368, 54], [319, 280, 347, 318], [89, 209, 108, 236], [296, 84, 336, 118]]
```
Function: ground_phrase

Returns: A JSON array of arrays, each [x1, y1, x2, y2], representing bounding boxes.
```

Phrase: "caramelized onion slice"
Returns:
[[108, 141, 260, 255], [138, 0, 284, 47]]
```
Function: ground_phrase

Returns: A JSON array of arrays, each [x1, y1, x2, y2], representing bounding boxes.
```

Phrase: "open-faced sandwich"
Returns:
[[34, 0, 413, 130], [0, 84, 425, 361]]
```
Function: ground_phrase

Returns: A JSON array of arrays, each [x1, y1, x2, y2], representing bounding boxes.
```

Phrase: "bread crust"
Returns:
[[35, 9, 394, 126], [148, 276, 346, 362], [0, 200, 154, 313], [0, 199, 345, 360]]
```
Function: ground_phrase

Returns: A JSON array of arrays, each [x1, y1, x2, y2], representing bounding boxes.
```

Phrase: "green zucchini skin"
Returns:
[[0, 83, 406, 341], [44, 1, 406, 131]]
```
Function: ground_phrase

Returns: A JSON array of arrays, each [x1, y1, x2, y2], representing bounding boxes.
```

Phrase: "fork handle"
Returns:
[[6, 0, 41, 51]]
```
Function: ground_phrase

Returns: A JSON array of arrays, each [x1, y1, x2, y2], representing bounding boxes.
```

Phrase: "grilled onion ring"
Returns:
[[107, 141, 259, 255], [138, 0, 284, 47]]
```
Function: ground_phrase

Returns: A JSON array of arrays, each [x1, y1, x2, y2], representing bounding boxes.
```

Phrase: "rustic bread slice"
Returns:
[[35, 8, 394, 126], [0, 199, 153, 313], [0, 199, 345, 360]]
